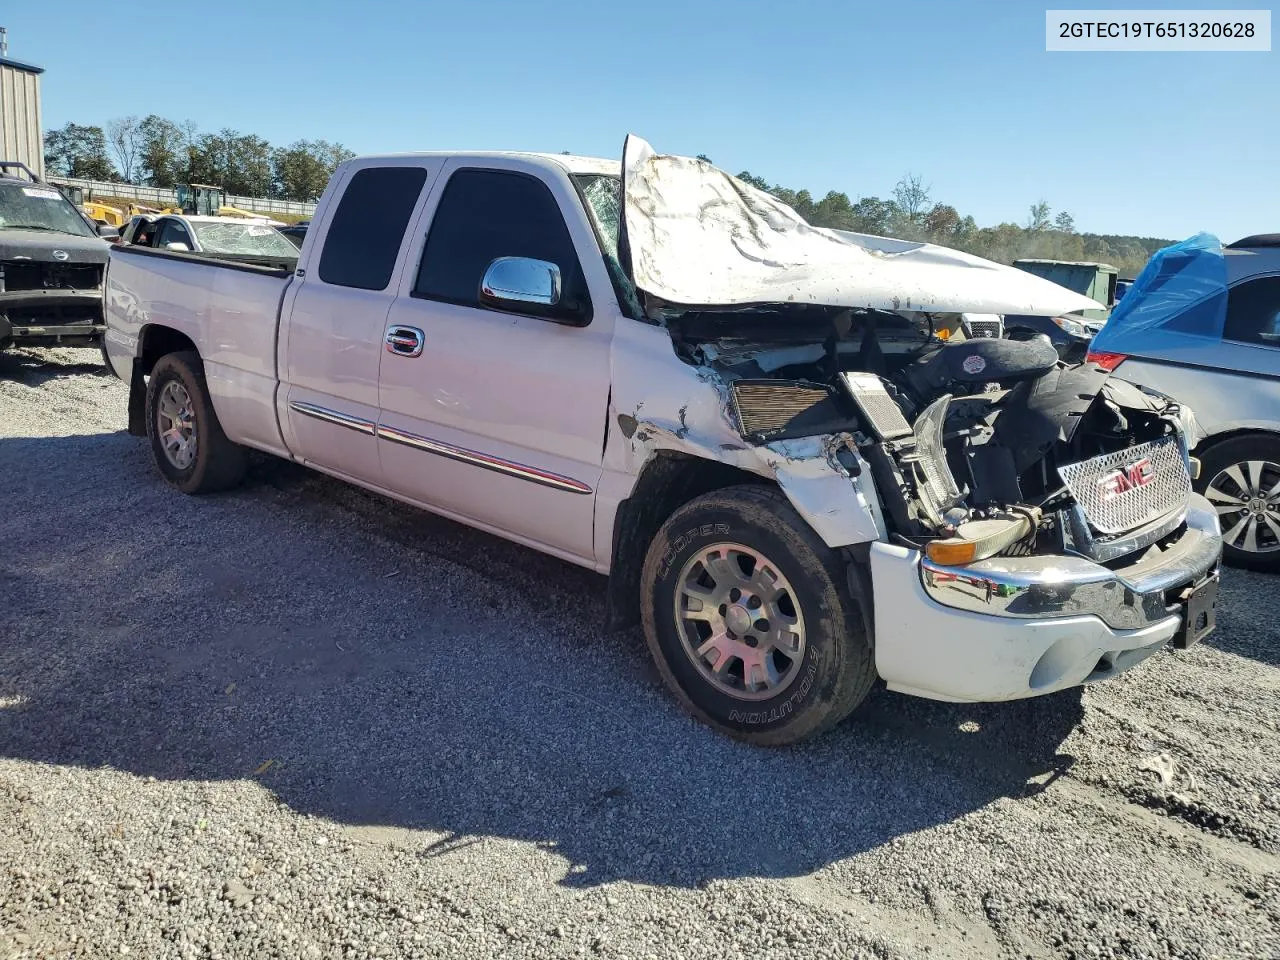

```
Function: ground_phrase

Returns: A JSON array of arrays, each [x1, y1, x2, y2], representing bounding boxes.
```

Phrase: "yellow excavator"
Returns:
[[52, 182, 158, 229]]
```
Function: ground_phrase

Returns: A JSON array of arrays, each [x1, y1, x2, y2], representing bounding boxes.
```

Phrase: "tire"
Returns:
[[1196, 433, 1280, 572], [640, 484, 876, 745], [144, 350, 247, 494]]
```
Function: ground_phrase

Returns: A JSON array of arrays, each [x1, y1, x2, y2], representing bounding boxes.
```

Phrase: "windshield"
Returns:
[[0, 182, 96, 237], [573, 173, 642, 317], [190, 221, 300, 258], [575, 175, 621, 256]]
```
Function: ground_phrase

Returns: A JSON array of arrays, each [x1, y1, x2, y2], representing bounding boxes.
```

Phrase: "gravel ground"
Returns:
[[1, 346, 1277, 960]]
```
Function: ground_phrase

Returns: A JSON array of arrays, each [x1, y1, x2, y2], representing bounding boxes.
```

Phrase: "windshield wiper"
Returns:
[[0, 224, 68, 232]]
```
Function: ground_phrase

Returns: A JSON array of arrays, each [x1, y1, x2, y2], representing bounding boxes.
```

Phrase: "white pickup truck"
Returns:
[[104, 136, 1223, 745]]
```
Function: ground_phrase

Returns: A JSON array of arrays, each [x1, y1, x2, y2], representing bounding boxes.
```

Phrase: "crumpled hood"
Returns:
[[620, 135, 1103, 318], [0, 229, 109, 265]]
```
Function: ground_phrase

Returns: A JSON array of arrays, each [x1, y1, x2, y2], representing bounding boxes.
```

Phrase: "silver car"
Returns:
[[1090, 233, 1280, 571]]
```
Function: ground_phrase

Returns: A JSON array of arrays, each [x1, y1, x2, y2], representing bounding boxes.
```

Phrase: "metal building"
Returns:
[[0, 39, 44, 178]]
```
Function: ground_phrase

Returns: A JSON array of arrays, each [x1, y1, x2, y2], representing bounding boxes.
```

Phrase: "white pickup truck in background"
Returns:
[[103, 136, 1223, 745]]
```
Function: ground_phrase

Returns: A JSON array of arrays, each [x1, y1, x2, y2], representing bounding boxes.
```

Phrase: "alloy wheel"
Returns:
[[1206, 459, 1280, 553], [156, 380, 198, 471], [672, 543, 807, 701]]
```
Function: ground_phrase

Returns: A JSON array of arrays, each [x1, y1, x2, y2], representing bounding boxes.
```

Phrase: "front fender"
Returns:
[[605, 320, 885, 552]]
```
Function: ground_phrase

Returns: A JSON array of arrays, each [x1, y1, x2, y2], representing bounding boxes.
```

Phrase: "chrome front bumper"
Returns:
[[866, 494, 1222, 704], [919, 494, 1222, 631]]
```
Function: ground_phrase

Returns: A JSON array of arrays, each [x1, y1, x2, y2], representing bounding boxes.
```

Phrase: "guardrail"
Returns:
[[45, 176, 318, 217]]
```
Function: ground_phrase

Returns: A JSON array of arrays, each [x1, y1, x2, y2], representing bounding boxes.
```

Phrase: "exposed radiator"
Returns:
[[839, 372, 913, 440], [730, 381, 834, 440]]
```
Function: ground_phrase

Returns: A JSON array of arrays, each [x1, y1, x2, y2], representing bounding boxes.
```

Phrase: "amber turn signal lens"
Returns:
[[925, 540, 979, 566]]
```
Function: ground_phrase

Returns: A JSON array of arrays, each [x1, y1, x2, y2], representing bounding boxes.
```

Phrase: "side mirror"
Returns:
[[480, 257, 561, 308], [97, 224, 120, 240], [165, 241, 191, 252]]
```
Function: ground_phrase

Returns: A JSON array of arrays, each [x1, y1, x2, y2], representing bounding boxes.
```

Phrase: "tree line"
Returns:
[[43, 116, 355, 203], [43, 120, 1169, 275], [729, 163, 1168, 278]]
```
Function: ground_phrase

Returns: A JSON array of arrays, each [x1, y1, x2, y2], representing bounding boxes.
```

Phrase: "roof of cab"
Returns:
[[346, 152, 619, 177]]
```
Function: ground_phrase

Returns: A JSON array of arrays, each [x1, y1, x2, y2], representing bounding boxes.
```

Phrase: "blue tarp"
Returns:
[[1089, 232, 1228, 357]]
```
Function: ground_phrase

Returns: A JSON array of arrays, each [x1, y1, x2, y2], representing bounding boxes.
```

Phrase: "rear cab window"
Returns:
[[318, 167, 429, 290]]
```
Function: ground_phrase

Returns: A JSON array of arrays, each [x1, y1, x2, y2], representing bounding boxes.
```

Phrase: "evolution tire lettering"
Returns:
[[727, 662, 818, 725]]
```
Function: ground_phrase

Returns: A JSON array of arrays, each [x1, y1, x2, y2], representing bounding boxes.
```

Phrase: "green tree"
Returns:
[[138, 115, 187, 187], [272, 140, 354, 201], [1026, 200, 1052, 231], [1054, 211, 1075, 233], [226, 133, 273, 196], [43, 123, 117, 179], [849, 197, 898, 235]]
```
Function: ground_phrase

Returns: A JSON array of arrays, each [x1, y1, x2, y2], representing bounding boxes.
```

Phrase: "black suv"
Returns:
[[0, 163, 115, 351]]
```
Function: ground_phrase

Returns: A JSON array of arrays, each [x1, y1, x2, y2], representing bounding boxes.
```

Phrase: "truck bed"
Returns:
[[105, 244, 294, 455]]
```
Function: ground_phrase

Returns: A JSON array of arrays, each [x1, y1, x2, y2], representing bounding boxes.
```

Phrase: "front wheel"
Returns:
[[144, 350, 247, 494], [640, 485, 876, 745], [1197, 433, 1280, 572]]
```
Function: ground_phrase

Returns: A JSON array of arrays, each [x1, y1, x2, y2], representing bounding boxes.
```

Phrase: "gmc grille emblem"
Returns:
[[1097, 457, 1155, 501]]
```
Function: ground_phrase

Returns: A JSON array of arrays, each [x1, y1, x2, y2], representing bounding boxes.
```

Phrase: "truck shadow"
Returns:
[[0, 430, 1100, 888], [0, 347, 108, 386]]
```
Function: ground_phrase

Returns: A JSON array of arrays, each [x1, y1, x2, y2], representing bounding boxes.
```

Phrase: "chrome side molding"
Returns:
[[377, 424, 592, 495], [288, 400, 593, 494], [289, 400, 376, 436]]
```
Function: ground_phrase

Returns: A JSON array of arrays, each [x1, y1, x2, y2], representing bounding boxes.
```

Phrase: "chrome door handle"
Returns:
[[385, 325, 425, 358]]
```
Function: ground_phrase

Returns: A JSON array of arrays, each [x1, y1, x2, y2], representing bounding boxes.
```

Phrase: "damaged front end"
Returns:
[[605, 135, 1223, 703], [670, 305, 1199, 571]]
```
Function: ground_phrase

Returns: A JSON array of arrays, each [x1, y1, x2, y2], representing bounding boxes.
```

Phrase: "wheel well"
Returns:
[[127, 325, 199, 436], [604, 451, 772, 632], [1194, 428, 1280, 468], [1196, 427, 1280, 451], [138, 325, 198, 375]]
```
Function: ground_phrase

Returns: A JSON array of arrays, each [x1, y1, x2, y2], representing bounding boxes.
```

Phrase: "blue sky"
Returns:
[[11, 0, 1277, 241]]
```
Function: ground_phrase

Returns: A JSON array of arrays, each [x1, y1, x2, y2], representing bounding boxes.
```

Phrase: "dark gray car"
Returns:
[[0, 167, 113, 351]]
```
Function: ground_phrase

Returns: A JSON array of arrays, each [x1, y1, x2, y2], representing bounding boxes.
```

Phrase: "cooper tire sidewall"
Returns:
[[645, 504, 847, 736]]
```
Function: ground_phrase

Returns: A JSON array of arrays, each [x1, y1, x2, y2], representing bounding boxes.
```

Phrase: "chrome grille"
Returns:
[[962, 318, 1003, 339], [1057, 436, 1191, 535]]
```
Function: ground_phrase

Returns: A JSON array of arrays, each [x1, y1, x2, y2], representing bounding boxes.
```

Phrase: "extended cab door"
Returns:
[[377, 160, 616, 566], [278, 162, 440, 481]]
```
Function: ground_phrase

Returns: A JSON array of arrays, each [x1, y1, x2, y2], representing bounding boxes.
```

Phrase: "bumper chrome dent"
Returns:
[[919, 494, 1222, 631]]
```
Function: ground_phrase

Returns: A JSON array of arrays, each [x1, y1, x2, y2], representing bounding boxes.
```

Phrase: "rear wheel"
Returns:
[[640, 485, 876, 745], [145, 351, 246, 494], [1197, 433, 1280, 571]]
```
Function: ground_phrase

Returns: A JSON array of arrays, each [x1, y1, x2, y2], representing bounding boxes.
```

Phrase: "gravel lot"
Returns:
[[2, 347, 1277, 960]]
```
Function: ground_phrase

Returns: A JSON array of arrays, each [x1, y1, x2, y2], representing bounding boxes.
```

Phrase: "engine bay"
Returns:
[[668, 306, 1193, 565]]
